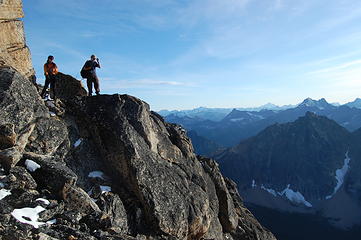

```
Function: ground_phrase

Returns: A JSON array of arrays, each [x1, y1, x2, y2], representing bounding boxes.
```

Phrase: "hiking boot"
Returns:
[[96, 91, 100, 96], [88, 93, 93, 96]]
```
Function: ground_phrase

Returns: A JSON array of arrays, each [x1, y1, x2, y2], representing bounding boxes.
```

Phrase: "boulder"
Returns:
[[53, 73, 87, 102], [62, 183, 101, 215], [98, 192, 129, 234], [69, 94, 212, 239], [24, 156, 77, 196]]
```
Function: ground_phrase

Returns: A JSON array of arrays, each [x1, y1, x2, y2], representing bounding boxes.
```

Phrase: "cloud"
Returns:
[[101, 78, 191, 90], [307, 59, 361, 75]]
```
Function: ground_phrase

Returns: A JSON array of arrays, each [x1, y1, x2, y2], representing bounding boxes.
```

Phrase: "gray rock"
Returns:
[[0, 123, 16, 149], [98, 192, 129, 234], [0, 66, 46, 136], [62, 183, 101, 215], [53, 72, 87, 102], [8, 166, 37, 190], [24, 157, 77, 196]]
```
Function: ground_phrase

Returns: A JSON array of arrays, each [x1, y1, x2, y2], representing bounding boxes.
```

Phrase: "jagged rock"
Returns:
[[53, 73, 87, 102], [0, 123, 16, 149], [42, 225, 97, 240], [62, 183, 101, 215], [25, 117, 69, 159], [38, 202, 65, 222], [68, 94, 276, 240], [8, 166, 37, 190], [1, 188, 39, 209], [98, 192, 129, 234], [0, 0, 35, 81], [69, 94, 213, 239], [199, 157, 238, 232], [25, 157, 77, 196], [37, 233, 61, 240], [0, 67, 46, 169]]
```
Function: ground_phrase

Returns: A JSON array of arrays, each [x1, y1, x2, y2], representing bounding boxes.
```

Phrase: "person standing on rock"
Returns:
[[82, 55, 101, 96], [41, 55, 58, 100]]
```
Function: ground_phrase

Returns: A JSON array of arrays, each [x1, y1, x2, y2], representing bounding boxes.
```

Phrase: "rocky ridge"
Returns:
[[0, 0, 35, 82], [0, 66, 276, 240]]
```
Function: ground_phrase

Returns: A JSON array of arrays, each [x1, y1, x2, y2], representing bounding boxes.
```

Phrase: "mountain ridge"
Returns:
[[214, 111, 361, 229]]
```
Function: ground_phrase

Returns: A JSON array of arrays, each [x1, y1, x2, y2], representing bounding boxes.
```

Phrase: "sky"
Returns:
[[23, 0, 361, 111]]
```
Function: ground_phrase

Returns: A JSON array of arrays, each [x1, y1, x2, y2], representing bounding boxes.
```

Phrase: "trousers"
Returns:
[[86, 73, 100, 95], [41, 74, 56, 98]]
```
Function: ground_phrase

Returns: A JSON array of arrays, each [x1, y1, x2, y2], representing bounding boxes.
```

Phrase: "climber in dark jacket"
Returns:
[[41, 55, 58, 100], [82, 55, 101, 96]]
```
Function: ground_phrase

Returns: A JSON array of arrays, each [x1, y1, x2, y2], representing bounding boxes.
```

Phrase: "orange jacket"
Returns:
[[44, 62, 58, 75]]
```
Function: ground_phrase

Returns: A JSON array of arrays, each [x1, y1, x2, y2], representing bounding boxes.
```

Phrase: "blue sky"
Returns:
[[23, 0, 361, 110]]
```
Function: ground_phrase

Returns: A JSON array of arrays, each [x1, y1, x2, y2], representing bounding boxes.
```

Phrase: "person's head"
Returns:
[[47, 55, 54, 62], [91, 55, 96, 61]]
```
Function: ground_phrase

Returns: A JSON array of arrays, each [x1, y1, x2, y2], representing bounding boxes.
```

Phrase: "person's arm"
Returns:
[[96, 58, 101, 68], [44, 64, 48, 75], [53, 64, 59, 75]]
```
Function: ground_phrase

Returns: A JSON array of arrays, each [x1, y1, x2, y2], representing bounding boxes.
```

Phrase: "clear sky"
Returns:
[[23, 0, 361, 111]]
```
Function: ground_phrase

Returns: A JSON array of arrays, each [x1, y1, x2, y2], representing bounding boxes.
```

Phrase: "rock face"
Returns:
[[0, 0, 35, 82], [0, 66, 277, 240]]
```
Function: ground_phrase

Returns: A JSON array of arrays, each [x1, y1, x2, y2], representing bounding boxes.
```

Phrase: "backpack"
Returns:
[[80, 61, 91, 78], [80, 68, 89, 78]]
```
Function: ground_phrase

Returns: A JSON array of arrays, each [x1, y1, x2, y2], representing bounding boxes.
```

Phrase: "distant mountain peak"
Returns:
[[345, 98, 361, 109], [298, 97, 331, 109]]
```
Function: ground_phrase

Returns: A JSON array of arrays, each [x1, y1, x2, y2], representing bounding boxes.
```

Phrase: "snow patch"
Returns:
[[230, 118, 244, 122], [261, 185, 277, 197], [49, 112, 56, 117], [25, 160, 41, 172], [36, 198, 50, 205], [11, 206, 46, 228], [279, 184, 312, 207], [88, 171, 105, 180], [251, 180, 256, 188], [100, 185, 111, 193], [326, 152, 351, 200], [0, 189, 11, 200], [0, 182, 4, 188], [74, 139, 82, 148], [257, 183, 312, 207], [46, 219, 57, 225]]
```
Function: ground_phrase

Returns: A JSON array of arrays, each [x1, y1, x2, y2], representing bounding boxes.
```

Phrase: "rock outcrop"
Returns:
[[0, 66, 276, 240], [0, 0, 35, 82]]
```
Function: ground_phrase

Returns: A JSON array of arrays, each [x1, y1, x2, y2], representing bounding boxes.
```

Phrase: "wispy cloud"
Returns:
[[101, 78, 192, 90], [308, 59, 361, 75]]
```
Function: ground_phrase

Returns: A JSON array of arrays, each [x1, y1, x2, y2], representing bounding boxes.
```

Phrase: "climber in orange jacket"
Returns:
[[41, 55, 58, 100]]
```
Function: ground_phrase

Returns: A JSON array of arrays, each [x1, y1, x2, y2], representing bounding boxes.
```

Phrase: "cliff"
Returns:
[[0, 67, 276, 240], [0, 0, 35, 82]]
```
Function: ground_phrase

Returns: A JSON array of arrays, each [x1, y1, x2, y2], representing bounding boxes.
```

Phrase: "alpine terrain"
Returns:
[[0, 1, 276, 240]]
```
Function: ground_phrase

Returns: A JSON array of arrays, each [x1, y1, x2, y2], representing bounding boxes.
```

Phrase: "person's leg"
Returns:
[[40, 76, 50, 97], [93, 74, 100, 95], [49, 75, 56, 99], [86, 78, 93, 96]]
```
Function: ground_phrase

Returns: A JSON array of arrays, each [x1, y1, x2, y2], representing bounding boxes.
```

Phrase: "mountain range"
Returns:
[[161, 98, 361, 152]]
